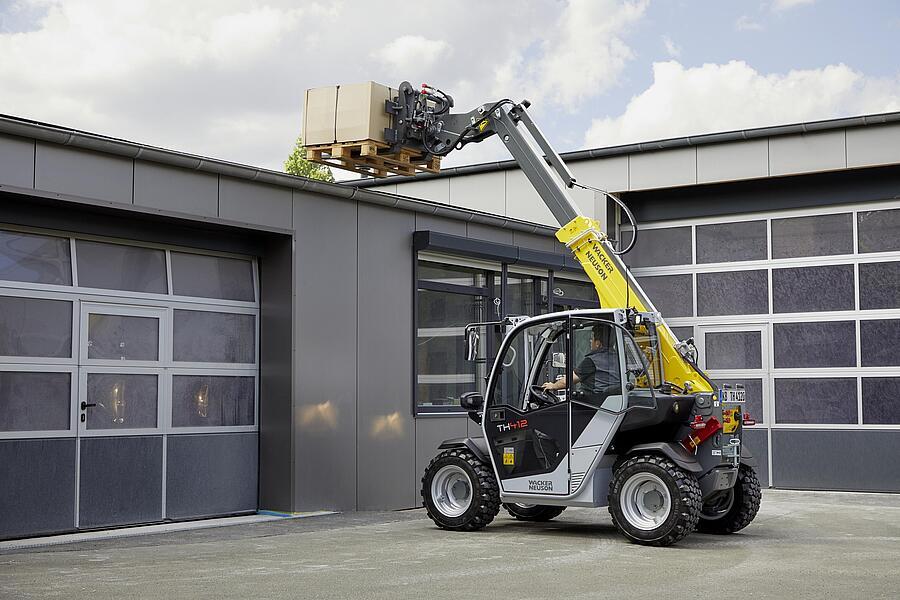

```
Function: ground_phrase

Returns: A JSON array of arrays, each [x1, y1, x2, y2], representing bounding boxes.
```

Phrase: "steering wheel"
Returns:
[[529, 385, 558, 408]]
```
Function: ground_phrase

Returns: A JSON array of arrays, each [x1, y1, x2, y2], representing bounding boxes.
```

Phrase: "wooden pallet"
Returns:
[[305, 140, 441, 178]]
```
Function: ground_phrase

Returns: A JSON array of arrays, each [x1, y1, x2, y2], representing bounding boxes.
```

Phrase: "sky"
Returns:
[[1, 0, 898, 180]]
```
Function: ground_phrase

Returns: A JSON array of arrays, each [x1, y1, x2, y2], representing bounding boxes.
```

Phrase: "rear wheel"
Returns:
[[696, 464, 761, 534], [503, 503, 566, 521], [421, 448, 500, 531], [608, 454, 701, 546]]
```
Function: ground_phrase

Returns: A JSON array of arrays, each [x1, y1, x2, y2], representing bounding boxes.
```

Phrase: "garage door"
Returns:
[[0, 226, 259, 539]]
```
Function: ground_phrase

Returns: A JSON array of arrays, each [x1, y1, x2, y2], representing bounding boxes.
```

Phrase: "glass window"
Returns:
[[714, 378, 763, 424], [418, 263, 486, 287], [773, 321, 856, 368], [636, 274, 692, 318], [858, 208, 900, 253], [171, 252, 255, 302], [860, 319, 900, 367], [862, 378, 900, 424], [771, 213, 853, 259], [0, 229, 72, 285], [775, 378, 857, 424], [705, 331, 762, 370], [620, 226, 692, 268], [551, 278, 597, 305], [85, 373, 158, 430], [696, 220, 767, 264], [76, 240, 167, 294], [417, 290, 486, 411], [87, 314, 159, 361], [0, 296, 72, 358], [572, 319, 623, 411], [859, 262, 900, 310], [173, 311, 256, 363], [506, 275, 540, 317], [493, 319, 567, 410], [0, 371, 70, 432], [172, 375, 255, 427], [697, 270, 768, 316], [772, 265, 855, 313], [669, 326, 694, 341]]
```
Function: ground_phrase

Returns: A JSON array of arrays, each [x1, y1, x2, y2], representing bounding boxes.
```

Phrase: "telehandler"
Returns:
[[316, 82, 762, 546]]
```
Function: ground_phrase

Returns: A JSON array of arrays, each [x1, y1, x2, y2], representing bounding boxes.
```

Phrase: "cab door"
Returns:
[[483, 317, 570, 494]]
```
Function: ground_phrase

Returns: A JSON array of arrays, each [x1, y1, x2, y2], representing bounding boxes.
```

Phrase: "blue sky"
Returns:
[[1, 0, 898, 175]]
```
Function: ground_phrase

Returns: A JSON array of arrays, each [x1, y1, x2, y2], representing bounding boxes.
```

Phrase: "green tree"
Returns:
[[284, 135, 335, 182]]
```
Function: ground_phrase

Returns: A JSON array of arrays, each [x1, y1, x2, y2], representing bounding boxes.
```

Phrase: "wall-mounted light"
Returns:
[[195, 383, 209, 418]]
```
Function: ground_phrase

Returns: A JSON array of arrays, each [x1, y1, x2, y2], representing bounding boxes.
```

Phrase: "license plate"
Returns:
[[722, 388, 745, 404]]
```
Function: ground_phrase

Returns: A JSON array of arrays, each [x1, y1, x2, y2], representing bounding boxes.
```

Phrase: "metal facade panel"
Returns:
[[34, 143, 133, 204], [448, 171, 505, 215], [467, 222, 514, 245], [166, 433, 258, 519], [772, 429, 900, 492], [133, 162, 218, 217], [219, 177, 292, 229], [415, 212, 466, 236], [571, 155, 628, 193], [356, 204, 417, 510], [415, 417, 469, 499], [393, 178, 450, 204], [0, 438, 76, 539], [769, 130, 846, 176], [846, 122, 900, 168], [0, 134, 34, 189], [78, 436, 163, 528], [629, 147, 697, 190], [505, 169, 556, 226], [697, 139, 769, 184], [258, 235, 295, 513], [292, 191, 358, 511]]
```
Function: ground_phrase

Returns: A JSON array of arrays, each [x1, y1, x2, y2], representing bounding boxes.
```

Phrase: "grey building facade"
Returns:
[[2, 110, 899, 540]]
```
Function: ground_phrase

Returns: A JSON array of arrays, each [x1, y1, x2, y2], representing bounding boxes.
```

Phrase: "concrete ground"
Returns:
[[1, 489, 899, 600]]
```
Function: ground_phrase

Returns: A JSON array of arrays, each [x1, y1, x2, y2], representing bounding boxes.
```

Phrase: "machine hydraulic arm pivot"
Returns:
[[386, 82, 713, 394]]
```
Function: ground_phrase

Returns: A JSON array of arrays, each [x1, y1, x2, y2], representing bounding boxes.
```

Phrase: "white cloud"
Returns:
[[662, 35, 681, 58], [584, 60, 900, 148], [736, 15, 764, 31], [0, 0, 649, 172], [771, 0, 816, 11]]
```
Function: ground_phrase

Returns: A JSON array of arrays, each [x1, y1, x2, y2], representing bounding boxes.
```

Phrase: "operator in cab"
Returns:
[[541, 324, 620, 403]]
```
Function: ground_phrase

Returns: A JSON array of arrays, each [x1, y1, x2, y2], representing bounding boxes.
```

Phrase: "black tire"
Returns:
[[608, 454, 701, 547], [421, 448, 500, 531], [503, 503, 566, 522], [696, 464, 761, 534]]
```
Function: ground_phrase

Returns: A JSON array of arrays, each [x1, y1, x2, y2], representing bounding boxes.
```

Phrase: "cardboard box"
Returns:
[[303, 82, 395, 146], [303, 86, 337, 145]]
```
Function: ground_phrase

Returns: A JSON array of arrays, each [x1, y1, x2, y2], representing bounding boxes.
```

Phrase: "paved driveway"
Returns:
[[2, 490, 899, 599]]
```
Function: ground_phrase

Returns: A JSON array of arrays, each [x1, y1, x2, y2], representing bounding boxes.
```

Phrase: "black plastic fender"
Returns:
[[438, 437, 489, 464], [740, 445, 759, 468], [624, 442, 703, 474]]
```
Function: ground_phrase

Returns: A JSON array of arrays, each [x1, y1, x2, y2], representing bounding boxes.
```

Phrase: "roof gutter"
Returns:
[[0, 114, 557, 237]]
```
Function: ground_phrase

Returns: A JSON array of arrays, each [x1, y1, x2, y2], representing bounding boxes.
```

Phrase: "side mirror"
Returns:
[[551, 352, 566, 369], [460, 392, 484, 412], [465, 327, 479, 361]]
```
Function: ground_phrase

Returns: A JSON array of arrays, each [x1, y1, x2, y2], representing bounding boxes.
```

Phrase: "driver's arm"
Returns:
[[542, 372, 580, 391]]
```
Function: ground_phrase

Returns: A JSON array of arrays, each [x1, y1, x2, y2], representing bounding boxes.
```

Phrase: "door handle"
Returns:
[[80, 401, 97, 411]]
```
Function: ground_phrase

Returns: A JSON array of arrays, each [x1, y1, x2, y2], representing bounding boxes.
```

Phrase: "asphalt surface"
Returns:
[[1, 489, 899, 599]]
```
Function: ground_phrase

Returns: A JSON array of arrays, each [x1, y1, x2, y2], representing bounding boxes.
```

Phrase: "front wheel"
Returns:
[[608, 454, 701, 546], [503, 503, 566, 521], [696, 464, 761, 534], [421, 448, 500, 531]]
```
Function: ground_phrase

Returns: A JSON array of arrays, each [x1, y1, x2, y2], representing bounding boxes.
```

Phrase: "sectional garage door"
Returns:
[[0, 225, 259, 539]]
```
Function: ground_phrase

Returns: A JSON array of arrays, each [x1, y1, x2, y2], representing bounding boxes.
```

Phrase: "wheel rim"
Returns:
[[620, 472, 672, 531], [700, 489, 735, 520], [514, 503, 537, 509], [431, 465, 473, 517]]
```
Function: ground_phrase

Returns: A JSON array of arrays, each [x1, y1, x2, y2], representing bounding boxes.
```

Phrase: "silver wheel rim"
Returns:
[[620, 472, 672, 531], [431, 465, 473, 517]]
